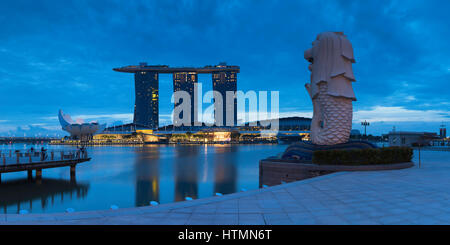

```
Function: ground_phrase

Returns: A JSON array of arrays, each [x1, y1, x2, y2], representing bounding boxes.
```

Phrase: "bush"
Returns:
[[312, 146, 413, 165]]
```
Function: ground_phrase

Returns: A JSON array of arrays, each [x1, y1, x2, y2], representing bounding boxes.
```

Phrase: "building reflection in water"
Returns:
[[174, 146, 199, 201], [0, 178, 89, 214], [213, 145, 238, 195], [134, 145, 160, 206]]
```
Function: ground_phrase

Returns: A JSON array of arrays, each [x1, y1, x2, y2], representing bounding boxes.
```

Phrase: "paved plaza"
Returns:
[[1, 159, 450, 225]]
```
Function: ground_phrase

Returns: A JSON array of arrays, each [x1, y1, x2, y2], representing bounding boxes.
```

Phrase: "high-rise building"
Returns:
[[134, 71, 159, 129], [114, 62, 239, 129], [173, 72, 198, 126], [440, 124, 447, 138], [212, 63, 237, 127]]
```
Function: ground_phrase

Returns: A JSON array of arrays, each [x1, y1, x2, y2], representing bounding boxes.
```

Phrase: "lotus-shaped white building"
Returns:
[[58, 109, 106, 140]]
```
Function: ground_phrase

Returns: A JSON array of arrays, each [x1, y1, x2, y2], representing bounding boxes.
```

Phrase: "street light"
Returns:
[[361, 120, 370, 137]]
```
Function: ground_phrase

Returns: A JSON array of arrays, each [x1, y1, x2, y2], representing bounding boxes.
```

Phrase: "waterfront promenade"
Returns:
[[1, 159, 449, 225]]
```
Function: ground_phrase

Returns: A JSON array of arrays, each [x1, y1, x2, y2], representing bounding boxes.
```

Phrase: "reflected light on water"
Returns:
[[0, 143, 286, 213]]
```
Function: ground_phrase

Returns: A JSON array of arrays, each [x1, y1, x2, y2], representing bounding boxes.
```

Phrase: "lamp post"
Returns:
[[361, 120, 370, 137]]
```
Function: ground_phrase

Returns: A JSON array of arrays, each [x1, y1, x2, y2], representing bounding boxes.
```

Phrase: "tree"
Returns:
[[231, 131, 241, 141]]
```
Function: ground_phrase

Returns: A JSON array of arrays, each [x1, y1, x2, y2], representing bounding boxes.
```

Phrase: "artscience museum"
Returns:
[[58, 109, 106, 141]]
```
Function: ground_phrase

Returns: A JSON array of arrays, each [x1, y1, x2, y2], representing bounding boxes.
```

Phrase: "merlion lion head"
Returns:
[[304, 32, 356, 100]]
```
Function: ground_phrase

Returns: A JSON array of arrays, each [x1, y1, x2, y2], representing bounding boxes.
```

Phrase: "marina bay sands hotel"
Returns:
[[113, 62, 239, 129]]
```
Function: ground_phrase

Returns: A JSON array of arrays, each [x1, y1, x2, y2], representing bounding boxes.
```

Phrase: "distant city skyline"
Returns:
[[0, 0, 449, 136]]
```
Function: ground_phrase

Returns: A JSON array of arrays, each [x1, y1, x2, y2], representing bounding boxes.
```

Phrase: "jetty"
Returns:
[[0, 149, 90, 182]]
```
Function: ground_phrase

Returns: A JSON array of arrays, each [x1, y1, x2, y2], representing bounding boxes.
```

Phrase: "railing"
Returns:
[[0, 149, 88, 166]]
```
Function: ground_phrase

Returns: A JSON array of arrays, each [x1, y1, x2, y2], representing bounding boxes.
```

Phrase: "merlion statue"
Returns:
[[304, 32, 356, 145]]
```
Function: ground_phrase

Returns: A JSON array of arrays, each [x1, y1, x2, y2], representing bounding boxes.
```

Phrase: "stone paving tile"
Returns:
[[267, 219, 295, 225], [288, 214, 317, 225], [167, 212, 192, 220], [212, 214, 239, 225], [238, 214, 265, 225], [376, 215, 410, 225], [6, 214, 57, 222], [54, 212, 105, 221], [345, 219, 381, 225], [158, 218, 189, 225], [172, 207, 196, 214], [313, 215, 349, 225], [239, 208, 263, 214], [263, 213, 291, 225], [139, 211, 171, 218], [57, 218, 112, 225], [192, 208, 217, 214]]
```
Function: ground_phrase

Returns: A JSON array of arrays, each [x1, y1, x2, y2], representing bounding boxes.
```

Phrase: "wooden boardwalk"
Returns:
[[0, 150, 90, 182]]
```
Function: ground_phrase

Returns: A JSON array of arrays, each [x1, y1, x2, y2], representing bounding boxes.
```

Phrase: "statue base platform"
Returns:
[[280, 140, 377, 162]]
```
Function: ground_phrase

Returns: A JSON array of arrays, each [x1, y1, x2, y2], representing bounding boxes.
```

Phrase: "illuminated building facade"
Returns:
[[113, 62, 240, 129], [212, 63, 238, 126], [173, 72, 198, 126], [440, 124, 447, 138], [134, 70, 159, 129]]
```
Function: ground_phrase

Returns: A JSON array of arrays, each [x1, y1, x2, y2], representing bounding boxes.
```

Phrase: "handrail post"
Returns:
[[51, 151, 54, 161], [16, 152, 19, 164], [61, 151, 64, 160]]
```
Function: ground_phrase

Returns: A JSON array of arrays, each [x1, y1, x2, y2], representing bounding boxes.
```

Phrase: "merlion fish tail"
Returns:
[[312, 83, 353, 145]]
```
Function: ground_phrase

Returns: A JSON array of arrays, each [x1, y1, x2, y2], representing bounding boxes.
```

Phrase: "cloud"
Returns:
[[1, 0, 449, 135], [0, 124, 67, 137], [354, 106, 450, 123]]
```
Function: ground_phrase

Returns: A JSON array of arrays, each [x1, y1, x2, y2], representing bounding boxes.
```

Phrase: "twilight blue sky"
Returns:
[[0, 0, 449, 136]]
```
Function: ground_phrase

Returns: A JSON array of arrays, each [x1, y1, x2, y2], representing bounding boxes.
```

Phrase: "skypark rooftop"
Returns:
[[113, 62, 240, 73]]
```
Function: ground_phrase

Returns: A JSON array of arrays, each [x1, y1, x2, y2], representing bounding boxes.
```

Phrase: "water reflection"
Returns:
[[0, 143, 287, 213], [213, 146, 238, 195], [174, 146, 200, 201], [0, 178, 89, 213], [134, 146, 160, 206]]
